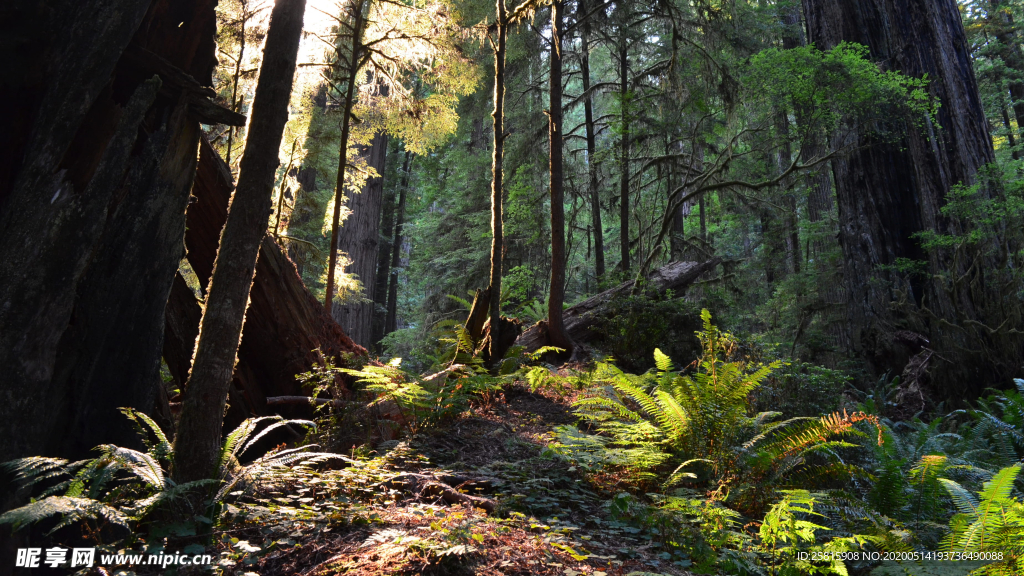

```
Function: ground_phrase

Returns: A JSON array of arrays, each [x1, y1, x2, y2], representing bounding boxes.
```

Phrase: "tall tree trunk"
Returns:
[[334, 131, 389, 348], [371, 146, 400, 351], [618, 41, 631, 272], [547, 1, 572, 353], [802, 0, 1017, 396], [487, 0, 508, 362], [386, 151, 412, 336], [173, 0, 307, 483], [325, 0, 368, 315], [988, 0, 1024, 143], [579, 0, 604, 283]]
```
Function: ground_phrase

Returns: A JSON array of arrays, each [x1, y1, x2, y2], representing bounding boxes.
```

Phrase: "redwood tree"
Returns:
[[802, 0, 1019, 395], [173, 0, 307, 483]]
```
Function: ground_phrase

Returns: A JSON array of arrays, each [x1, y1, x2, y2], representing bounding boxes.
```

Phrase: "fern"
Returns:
[[940, 464, 1024, 575], [0, 410, 339, 538]]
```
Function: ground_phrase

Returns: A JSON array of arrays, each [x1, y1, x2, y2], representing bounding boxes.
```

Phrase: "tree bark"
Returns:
[[173, 0, 307, 483], [579, 0, 605, 283], [488, 0, 508, 363], [0, 0, 228, 463], [371, 147, 400, 351], [618, 41, 631, 272], [334, 130, 389, 348], [547, 1, 572, 354], [803, 0, 1017, 396], [385, 150, 412, 336]]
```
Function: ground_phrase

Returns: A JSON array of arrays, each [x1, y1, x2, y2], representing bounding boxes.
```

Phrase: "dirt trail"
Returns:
[[208, 385, 694, 576]]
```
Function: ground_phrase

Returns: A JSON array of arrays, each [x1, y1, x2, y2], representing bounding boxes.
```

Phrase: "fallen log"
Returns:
[[163, 137, 366, 422], [514, 259, 721, 353]]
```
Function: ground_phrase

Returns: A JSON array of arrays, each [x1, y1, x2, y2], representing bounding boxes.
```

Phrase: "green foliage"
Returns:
[[554, 311, 877, 512], [940, 464, 1024, 576], [0, 409, 337, 541], [590, 292, 701, 372]]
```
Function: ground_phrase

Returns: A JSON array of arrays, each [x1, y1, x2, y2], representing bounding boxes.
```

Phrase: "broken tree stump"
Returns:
[[514, 259, 721, 353], [163, 136, 366, 421]]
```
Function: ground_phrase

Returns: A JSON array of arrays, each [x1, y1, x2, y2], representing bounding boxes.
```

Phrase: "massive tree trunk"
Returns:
[[173, 0, 308, 484], [547, 1, 572, 354], [163, 137, 365, 426], [803, 0, 1019, 396], [488, 0, 508, 362], [579, 0, 605, 282], [334, 131, 389, 348], [0, 0, 234, 463]]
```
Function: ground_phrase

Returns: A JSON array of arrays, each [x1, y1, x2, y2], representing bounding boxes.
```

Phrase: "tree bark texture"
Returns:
[[488, 0, 508, 362], [515, 259, 720, 353], [547, 1, 572, 354], [803, 0, 1020, 395], [579, 0, 605, 282], [371, 148, 400, 351], [618, 41, 631, 272], [163, 137, 365, 427], [0, 0, 228, 463], [174, 0, 308, 484], [334, 131, 389, 348], [385, 151, 412, 337]]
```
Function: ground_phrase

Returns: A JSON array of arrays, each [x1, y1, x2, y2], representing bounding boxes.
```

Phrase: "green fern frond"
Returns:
[[118, 408, 172, 461], [0, 496, 129, 533]]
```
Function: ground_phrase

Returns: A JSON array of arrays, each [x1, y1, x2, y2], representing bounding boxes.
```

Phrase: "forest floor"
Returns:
[[204, 384, 695, 576]]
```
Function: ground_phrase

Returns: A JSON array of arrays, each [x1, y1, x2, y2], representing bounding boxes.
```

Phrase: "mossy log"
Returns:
[[514, 259, 721, 353]]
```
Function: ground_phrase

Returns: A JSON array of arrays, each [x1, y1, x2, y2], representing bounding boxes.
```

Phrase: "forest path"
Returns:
[[211, 384, 695, 576]]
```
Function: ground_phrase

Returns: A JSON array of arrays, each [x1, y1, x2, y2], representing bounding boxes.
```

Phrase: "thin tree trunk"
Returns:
[[173, 0, 307, 483], [579, 0, 604, 283], [1001, 100, 1021, 161], [386, 151, 412, 336], [547, 1, 572, 353], [226, 0, 248, 168], [487, 0, 507, 362], [618, 41, 630, 272], [325, 0, 367, 315]]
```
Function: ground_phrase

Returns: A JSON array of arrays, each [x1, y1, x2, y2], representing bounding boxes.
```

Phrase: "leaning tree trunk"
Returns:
[[334, 131, 389, 348], [0, 0, 237, 463], [174, 0, 307, 484], [547, 0, 572, 354], [803, 0, 1020, 397]]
